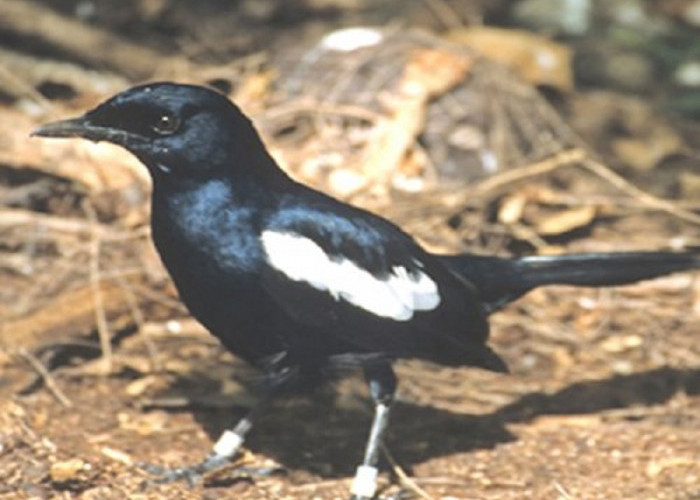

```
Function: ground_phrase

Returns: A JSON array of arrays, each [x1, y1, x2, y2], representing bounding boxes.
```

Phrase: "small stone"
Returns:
[[675, 60, 700, 87], [50, 458, 86, 482]]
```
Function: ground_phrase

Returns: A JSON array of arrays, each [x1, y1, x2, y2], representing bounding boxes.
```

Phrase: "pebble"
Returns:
[[50, 458, 87, 482], [674, 60, 700, 87]]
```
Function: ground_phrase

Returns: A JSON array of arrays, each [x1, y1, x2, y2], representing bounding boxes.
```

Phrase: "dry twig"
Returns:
[[381, 444, 437, 500], [420, 0, 465, 29], [436, 148, 700, 227], [114, 274, 161, 371], [84, 201, 112, 371], [17, 348, 72, 407], [580, 158, 700, 226]]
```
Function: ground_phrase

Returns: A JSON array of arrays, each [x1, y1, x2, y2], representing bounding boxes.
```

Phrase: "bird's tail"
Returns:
[[441, 250, 700, 313]]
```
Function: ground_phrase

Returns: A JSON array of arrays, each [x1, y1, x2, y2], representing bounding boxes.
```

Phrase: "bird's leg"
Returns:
[[140, 362, 295, 486], [349, 362, 397, 500], [139, 404, 263, 486]]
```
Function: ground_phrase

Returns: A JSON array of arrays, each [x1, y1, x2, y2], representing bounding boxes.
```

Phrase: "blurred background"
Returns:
[[1, 1, 699, 499]]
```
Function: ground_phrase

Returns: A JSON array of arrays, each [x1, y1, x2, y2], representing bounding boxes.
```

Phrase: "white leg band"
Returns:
[[350, 464, 378, 498], [212, 429, 244, 458]]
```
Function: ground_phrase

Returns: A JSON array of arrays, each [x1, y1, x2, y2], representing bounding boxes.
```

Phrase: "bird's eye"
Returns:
[[151, 113, 180, 135]]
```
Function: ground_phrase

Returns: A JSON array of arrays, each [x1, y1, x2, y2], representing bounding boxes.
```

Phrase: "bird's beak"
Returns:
[[32, 116, 132, 145]]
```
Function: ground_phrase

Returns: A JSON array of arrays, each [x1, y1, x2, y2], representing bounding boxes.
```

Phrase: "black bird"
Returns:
[[34, 83, 700, 499]]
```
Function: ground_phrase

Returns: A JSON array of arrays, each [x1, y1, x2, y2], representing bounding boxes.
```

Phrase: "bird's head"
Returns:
[[33, 82, 275, 181]]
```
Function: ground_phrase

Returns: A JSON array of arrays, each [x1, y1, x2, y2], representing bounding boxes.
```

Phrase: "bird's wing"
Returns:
[[258, 203, 493, 363], [261, 212, 437, 321]]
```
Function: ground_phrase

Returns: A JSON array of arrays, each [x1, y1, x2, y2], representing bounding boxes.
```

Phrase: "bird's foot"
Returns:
[[138, 452, 230, 486], [348, 491, 411, 500], [348, 485, 415, 500], [138, 452, 283, 488]]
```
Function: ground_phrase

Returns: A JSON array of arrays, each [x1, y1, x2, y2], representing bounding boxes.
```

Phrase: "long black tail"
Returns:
[[441, 251, 700, 313]]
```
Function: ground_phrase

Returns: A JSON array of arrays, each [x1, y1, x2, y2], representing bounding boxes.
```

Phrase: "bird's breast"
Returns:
[[150, 190, 288, 364]]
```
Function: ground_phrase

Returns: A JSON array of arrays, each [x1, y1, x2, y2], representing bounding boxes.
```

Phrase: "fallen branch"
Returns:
[[0, 0, 162, 79]]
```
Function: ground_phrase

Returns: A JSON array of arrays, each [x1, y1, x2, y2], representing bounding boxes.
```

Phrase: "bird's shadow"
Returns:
[[171, 365, 700, 477]]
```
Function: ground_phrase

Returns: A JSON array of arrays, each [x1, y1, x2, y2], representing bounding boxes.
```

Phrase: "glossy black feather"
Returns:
[[442, 251, 700, 312], [33, 82, 699, 382]]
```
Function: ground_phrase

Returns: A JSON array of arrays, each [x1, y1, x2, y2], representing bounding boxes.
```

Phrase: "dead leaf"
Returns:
[[612, 127, 684, 171], [448, 26, 573, 91], [535, 205, 597, 235], [679, 171, 700, 198], [124, 375, 160, 397], [498, 193, 528, 225], [400, 48, 473, 97], [362, 49, 472, 188]]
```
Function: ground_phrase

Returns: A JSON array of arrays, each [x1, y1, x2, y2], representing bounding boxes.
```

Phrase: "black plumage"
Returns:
[[34, 82, 700, 499]]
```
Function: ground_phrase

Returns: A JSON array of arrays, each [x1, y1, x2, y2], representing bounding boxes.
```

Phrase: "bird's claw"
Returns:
[[138, 454, 284, 488], [137, 461, 205, 487]]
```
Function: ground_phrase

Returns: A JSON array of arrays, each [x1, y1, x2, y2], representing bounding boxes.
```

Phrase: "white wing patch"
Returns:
[[261, 230, 440, 321]]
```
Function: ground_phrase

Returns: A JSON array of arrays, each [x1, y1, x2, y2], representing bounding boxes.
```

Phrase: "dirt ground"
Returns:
[[3, 282, 700, 500], [1, 1, 700, 499]]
